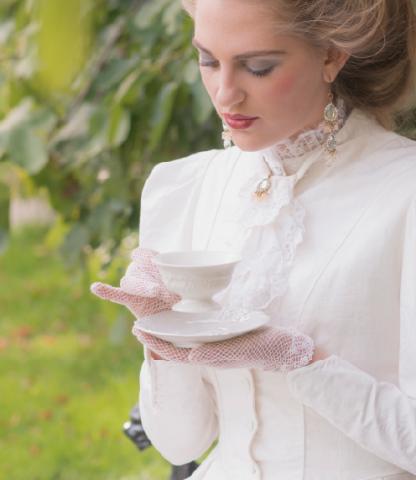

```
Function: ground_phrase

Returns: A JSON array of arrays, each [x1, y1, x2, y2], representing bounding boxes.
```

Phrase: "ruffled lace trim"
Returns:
[[215, 199, 305, 313], [216, 100, 348, 324], [215, 173, 306, 312]]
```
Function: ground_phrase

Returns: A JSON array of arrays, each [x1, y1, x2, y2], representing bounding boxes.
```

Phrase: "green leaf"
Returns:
[[133, 0, 170, 30], [0, 182, 9, 254], [26, 108, 57, 138], [78, 107, 109, 159], [36, 0, 91, 91], [0, 98, 34, 133], [52, 104, 95, 143], [114, 70, 141, 105], [107, 105, 131, 147], [162, 1, 183, 35], [94, 58, 138, 93], [148, 82, 178, 151], [8, 127, 48, 174]]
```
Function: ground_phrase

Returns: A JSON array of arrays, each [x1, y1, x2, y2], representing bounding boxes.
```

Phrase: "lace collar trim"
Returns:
[[266, 98, 348, 175]]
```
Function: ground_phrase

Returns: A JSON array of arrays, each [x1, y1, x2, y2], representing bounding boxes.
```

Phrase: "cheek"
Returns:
[[260, 73, 297, 105], [274, 73, 297, 96], [264, 68, 319, 109]]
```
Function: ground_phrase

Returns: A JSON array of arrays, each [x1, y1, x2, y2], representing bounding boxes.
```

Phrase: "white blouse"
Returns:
[[137, 109, 416, 480]]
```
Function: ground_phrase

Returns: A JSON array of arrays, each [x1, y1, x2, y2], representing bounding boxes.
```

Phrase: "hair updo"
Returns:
[[182, 0, 416, 128]]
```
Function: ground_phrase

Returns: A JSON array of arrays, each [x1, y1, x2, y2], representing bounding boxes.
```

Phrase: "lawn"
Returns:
[[0, 227, 171, 480]]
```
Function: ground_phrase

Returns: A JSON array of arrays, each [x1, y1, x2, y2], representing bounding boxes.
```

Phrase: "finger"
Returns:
[[158, 288, 181, 305], [126, 247, 180, 301], [131, 247, 157, 265], [128, 248, 166, 287], [90, 282, 137, 306], [133, 329, 161, 345], [125, 257, 159, 282], [120, 273, 161, 297], [133, 328, 190, 362], [268, 328, 315, 370], [188, 343, 242, 369]]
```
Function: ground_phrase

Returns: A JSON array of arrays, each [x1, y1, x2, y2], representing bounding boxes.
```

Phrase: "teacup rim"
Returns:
[[153, 250, 241, 269]]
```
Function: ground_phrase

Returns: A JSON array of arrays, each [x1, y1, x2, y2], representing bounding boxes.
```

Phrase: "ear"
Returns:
[[322, 46, 350, 83]]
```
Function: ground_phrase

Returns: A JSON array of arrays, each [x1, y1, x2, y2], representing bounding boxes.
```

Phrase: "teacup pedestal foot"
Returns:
[[172, 299, 220, 314]]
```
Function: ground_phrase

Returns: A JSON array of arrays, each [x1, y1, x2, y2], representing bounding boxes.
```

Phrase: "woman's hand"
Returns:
[[310, 347, 330, 363], [134, 328, 191, 363], [149, 350, 164, 360], [90, 247, 180, 318], [134, 326, 314, 372]]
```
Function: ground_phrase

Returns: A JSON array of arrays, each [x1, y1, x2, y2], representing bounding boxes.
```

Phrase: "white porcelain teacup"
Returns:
[[153, 251, 240, 313]]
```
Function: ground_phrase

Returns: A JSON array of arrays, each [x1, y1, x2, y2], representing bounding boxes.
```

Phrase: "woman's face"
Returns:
[[193, 0, 338, 151]]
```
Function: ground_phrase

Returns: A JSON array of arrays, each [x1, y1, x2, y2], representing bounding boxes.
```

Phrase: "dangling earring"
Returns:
[[323, 91, 339, 163], [222, 121, 233, 149]]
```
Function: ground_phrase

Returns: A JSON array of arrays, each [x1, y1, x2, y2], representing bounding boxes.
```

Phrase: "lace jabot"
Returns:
[[216, 101, 349, 326]]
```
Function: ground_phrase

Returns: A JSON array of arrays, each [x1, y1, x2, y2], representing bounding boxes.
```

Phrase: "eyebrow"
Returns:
[[192, 38, 287, 59]]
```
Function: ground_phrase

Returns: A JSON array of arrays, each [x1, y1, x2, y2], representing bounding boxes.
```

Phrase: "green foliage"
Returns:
[[2, 0, 416, 269], [0, 0, 219, 268], [36, 0, 92, 91]]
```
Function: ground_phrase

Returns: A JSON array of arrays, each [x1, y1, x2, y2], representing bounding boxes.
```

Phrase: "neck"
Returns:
[[272, 97, 348, 161]]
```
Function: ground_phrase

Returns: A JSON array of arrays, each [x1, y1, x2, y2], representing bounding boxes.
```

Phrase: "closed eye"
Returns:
[[198, 59, 277, 78], [246, 65, 275, 77]]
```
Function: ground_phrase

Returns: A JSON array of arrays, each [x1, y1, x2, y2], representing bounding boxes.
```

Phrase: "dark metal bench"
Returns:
[[123, 404, 199, 480]]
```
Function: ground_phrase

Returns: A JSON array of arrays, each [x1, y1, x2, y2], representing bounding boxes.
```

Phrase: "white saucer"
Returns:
[[136, 309, 270, 348]]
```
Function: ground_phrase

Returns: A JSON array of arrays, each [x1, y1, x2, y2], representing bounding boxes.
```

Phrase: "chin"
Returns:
[[230, 129, 284, 152], [232, 137, 276, 153]]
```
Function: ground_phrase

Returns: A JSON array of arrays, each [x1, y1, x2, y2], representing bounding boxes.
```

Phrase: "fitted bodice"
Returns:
[[138, 110, 416, 479]]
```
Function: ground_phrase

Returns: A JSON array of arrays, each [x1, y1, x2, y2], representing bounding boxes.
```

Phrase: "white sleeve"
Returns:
[[136, 153, 220, 465], [138, 150, 218, 252], [139, 348, 218, 466], [286, 198, 416, 473]]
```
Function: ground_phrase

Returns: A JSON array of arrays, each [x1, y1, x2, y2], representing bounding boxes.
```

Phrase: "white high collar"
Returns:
[[261, 98, 348, 176]]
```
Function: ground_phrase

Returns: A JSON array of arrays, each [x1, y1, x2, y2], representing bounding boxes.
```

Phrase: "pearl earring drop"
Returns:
[[222, 121, 233, 149], [323, 92, 340, 162]]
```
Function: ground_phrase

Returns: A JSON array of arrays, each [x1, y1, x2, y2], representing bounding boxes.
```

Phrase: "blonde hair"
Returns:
[[182, 0, 416, 128]]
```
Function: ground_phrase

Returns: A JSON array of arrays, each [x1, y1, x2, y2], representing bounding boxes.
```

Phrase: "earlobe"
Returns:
[[323, 48, 350, 83], [323, 70, 335, 84], [322, 64, 338, 84]]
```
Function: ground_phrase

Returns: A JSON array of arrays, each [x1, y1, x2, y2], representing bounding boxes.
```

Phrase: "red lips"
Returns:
[[223, 113, 259, 130]]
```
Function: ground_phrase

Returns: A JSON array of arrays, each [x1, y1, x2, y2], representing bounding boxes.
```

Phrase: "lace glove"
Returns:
[[134, 326, 314, 372], [90, 248, 180, 318]]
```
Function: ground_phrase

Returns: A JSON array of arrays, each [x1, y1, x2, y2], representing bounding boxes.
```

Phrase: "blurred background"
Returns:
[[0, 0, 415, 479], [0, 0, 218, 478]]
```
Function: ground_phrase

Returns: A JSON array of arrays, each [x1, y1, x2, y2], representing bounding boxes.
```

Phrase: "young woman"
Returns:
[[92, 1, 416, 478]]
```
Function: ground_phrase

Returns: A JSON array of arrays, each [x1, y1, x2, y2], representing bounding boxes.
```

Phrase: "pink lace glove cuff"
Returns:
[[90, 248, 180, 318], [134, 326, 314, 372]]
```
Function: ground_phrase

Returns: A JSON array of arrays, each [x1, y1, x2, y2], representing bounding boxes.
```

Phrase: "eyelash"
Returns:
[[198, 61, 275, 78]]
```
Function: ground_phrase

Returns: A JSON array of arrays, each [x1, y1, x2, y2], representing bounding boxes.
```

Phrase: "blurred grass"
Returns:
[[0, 227, 170, 480]]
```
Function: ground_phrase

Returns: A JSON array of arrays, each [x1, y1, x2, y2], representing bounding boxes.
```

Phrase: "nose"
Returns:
[[215, 68, 245, 112]]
